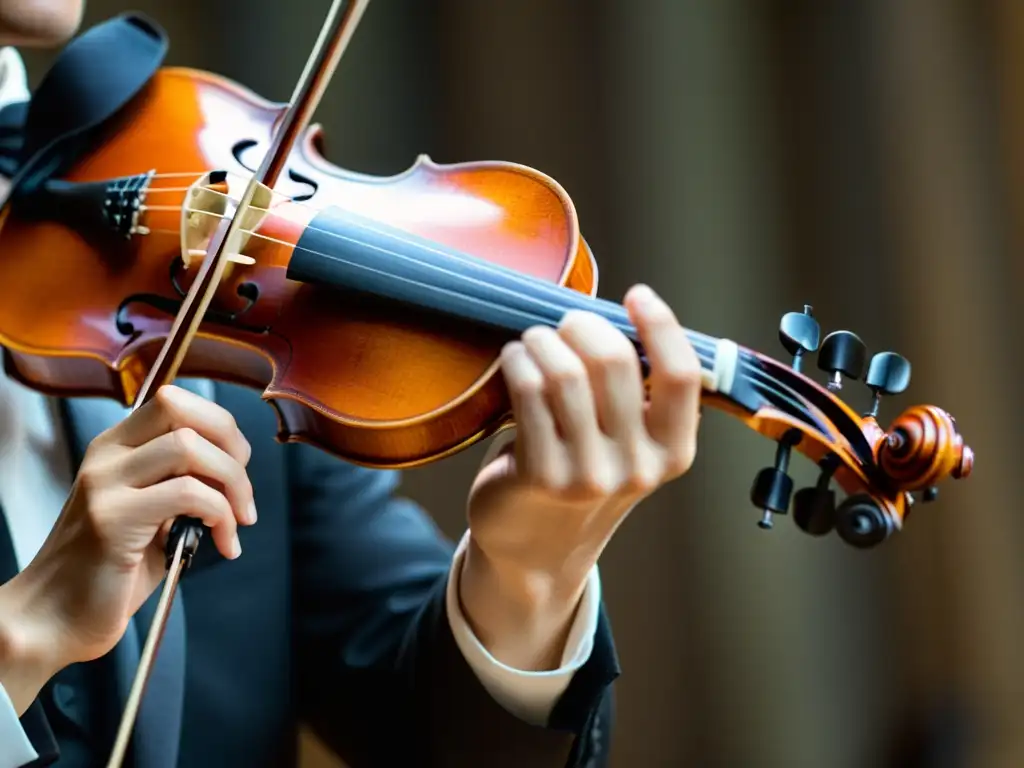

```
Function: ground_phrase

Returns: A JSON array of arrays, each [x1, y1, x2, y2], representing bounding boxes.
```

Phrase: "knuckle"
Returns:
[[664, 443, 697, 477], [75, 464, 104, 494], [172, 426, 200, 455], [574, 468, 617, 499], [232, 468, 254, 500], [215, 407, 240, 436], [174, 476, 209, 510], [525, 459, 568, 492], [152, 384, 180, 413], [559, 309, 599, 334], [511, 372, 544, 399], [538, 470, 569, 493], [560, 310, 613, 341], [552, 359, 587, 387], [75, 456, 119, 501], [624, 467, 660, 495], [521, 325, 553, 347], [661, 363, 702, 391], [591, 346, 635, 374], [500, 340, 524, 362]]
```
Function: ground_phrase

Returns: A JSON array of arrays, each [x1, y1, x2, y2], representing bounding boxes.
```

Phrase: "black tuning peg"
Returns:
[[834, 494, 894, 549], [863, 351, 911, 417], [817, 330, 867, 391], [792, 459, 838, 536], [779, 305, 820, 372], [750, 430, 801, 530]]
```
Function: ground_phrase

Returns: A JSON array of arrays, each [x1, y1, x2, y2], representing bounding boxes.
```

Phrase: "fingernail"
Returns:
[[247, 501, 258, 525], [232, 535, 242, 559]]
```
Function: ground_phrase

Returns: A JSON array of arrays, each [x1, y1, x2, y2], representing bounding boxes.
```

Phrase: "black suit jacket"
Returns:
[[4, 380, 619, 768]]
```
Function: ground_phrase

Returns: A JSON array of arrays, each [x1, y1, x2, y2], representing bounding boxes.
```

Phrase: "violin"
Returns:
[[0, 1, 972, 762]]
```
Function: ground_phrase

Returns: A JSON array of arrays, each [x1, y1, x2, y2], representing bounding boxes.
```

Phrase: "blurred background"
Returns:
[[21, 1, 1022, 765]]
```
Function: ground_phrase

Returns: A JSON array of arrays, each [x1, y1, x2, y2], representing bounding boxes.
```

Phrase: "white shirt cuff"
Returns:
[[0, 683, 38, 768], [445, 530, 600, 727]]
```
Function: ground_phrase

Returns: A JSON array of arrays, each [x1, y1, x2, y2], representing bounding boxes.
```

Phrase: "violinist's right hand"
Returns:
[[0, 385, 256, 715]]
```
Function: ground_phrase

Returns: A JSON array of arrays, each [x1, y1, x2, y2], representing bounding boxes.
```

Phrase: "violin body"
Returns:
[[0, 66, 594, 466]]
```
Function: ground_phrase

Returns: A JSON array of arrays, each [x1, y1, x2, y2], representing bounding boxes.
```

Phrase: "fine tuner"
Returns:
[[750, 304, 971, 547]]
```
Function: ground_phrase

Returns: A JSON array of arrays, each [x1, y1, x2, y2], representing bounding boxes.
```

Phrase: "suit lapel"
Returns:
[[61, 380, 213, 768]]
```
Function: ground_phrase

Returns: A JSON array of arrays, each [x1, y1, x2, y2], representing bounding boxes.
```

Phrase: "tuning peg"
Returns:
[[750, 430, 800, 530], [793, 488, 836, 535], [863, 351, 911, 417], [779, 304, 820, 372], [817, 330, 867, 391], [834, 494, 894, 549], [792, 459, 838, 536]]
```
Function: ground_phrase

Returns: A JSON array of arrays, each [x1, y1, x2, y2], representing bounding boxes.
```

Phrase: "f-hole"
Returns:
[[231, 139, 319, 201]]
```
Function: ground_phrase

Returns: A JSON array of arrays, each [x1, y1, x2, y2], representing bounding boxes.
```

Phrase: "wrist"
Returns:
[[465, 536, 590, 611], [0, 574, 66, 715], [459, 536, 590, 671]]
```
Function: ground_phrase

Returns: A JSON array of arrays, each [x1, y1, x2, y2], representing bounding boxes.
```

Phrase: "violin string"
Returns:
[[136, 193, 832, 437]]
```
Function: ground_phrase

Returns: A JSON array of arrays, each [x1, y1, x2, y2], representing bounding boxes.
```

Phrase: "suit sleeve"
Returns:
[[287, 444, 620, 768]]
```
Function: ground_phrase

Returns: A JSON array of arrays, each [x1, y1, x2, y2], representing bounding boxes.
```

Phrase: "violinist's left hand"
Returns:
[[459, 284, 702, 671]]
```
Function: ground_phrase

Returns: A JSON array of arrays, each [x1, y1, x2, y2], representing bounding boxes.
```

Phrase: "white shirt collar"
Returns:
[[0, 47, 29, 106]]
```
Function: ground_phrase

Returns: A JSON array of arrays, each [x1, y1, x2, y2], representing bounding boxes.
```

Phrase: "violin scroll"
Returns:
[[831, 404, 973, 549], [878, 405, 974, 489], [746, 307, 973, 549]]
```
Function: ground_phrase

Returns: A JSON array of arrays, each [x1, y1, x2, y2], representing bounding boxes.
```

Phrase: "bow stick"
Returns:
[[105, 0, 372, 764]]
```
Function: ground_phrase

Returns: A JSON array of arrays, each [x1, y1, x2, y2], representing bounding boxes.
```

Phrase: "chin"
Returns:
[[0, 0, 84, 47]]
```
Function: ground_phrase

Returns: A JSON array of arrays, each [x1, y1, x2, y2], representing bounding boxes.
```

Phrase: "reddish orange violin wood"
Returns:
[[0, 67, 593, 466]]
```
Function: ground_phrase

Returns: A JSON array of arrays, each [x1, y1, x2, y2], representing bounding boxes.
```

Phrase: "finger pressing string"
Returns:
[[500, 340, 564, 484], [626, 285, 702, 457]]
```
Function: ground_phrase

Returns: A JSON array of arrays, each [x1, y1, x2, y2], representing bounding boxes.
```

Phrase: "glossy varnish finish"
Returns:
[[0, 67, 593, 466]]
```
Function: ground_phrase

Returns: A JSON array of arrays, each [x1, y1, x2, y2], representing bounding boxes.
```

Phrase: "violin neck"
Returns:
[[285, 205, 716, 377]]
